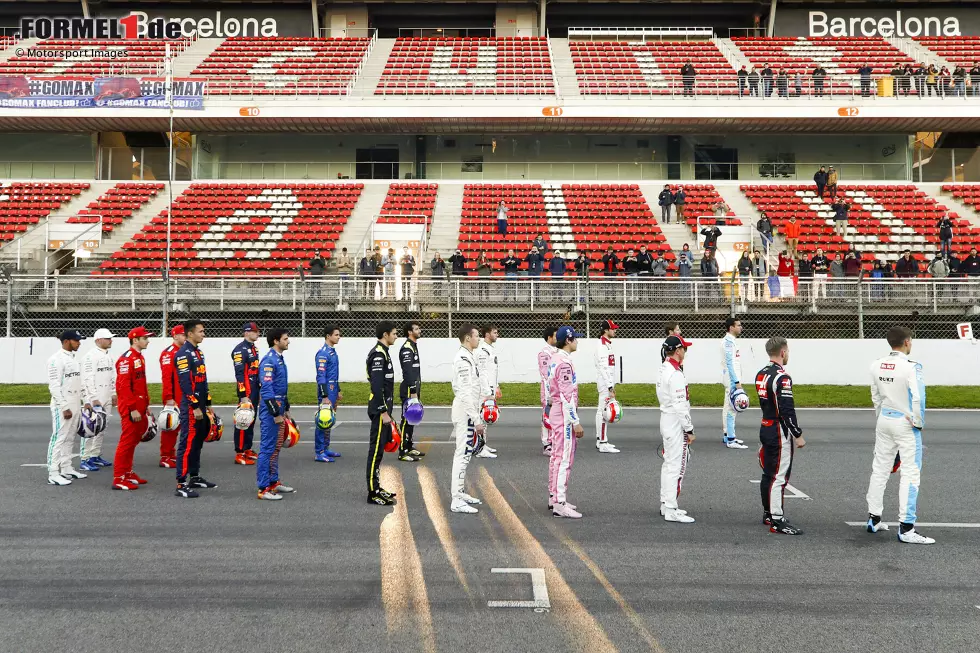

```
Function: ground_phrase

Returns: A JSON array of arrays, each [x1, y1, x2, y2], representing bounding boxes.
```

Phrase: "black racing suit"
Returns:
[[399, 339, 421, 454], [366, 341, 394, 495], [755, 362, 803, 519]]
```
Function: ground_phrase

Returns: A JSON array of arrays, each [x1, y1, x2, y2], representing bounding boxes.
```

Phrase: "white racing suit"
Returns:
[[537, 344, 556, 446], [451, 346, 484, 502], [720, 333, 742, 442], [548, 349, 579, 506], [594, 336, 616, 444], [47, 349, 83, 475], [475, 339, 497, 447], [657, 358, 694, 510], [80, 345, 116, 460], [866, 351, 926, 524]]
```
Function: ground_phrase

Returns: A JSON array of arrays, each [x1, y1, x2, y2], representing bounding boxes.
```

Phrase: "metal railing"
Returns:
[[0, 161, 97, 180], [568, 26, 715, 41], [4, 275, 978, 339]]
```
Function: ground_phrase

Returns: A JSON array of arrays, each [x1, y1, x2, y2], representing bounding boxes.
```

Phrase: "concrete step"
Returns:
[[548, 38, 581, 98], [885, 36, 949, 69], [713, 38, 751, 72], [427, 183, 465, 257], [172, 38, 224, 76], [350, 38, 396, 97], [921, 182, 980, 230], [336, 183, 391, 255]]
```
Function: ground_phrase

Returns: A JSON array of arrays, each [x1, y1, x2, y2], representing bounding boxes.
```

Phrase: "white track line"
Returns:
[[749, 479, 811, 499], [844, 522, 980, 528]]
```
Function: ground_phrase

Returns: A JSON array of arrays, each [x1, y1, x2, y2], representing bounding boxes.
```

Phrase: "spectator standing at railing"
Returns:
[[928, 252, 949, 279], [811, 248, 829, 299], [475, 251, 492, 301], [812, 65, 826, 97], [826, 167, 839, 200], [858, 64, 874, 97], [869, 260, 886, 301], [623, 248, 640, 301], [700, 224, 722, 253], [890, 64, 904, 97], [496, 200, 508, 235], [937, 215, 953, 259], [309, 250, 327, 299], [776, 69, 788, 97], [762, 63, 774, 97], [650, 251, 667, 278], [913, 64, 927, 96], [636, 244, 653, 279], [748, 67, 760, 97], [526, 245, 544, 280], [961, 248, 980, 277], [699, 249, 720, 299], [337, 246, 353, 280], [794, 71, 803, 97], [970, 62, 980, 97], [382, 247, 397, 298], [833, 197, 850, 237], [548, 250, 567, 302], [673, 187, 687, 222], [900, 64, 914, 96], [752, 249, 767, 298], [757, 212, 774, 252], [601, 246, 620, 277], [829, 254, 845, 298], [430, 251, 446, 298], [657, 185, 674, 223], [500, 248, 520, 301], [737, 250, 753, 302], [844, 251, 862, 278], [371, 246, 385, 298], [676, 245, 693, 279], [797, 255, 813, 301], [895, 250, 919, 278], [680, 61, 697, 96], [359, 248, 373, 299], [448, 248, 468, 277], [532, 233, 549, 255], [939, 66, 952, 97], [813, 166, 828, 199], [737, 66, 748, 96], [953, 66, 967, 96], [783, 216, 801, 258], [926, 65, 938, 97], [400, 246, 416, 298], [574, 252, 591, 276]]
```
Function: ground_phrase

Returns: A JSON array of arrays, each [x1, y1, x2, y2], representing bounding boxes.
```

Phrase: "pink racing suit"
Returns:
[[538, 344, 557, 446], [547, 349, 579, 505]]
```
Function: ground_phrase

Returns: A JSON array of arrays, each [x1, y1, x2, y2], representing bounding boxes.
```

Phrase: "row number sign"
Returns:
[[542, 107, 563, 117], [239, 107, 260, 117], [837, 107, 859, 117]]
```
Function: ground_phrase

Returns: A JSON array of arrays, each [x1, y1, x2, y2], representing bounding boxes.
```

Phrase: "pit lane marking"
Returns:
[[487, 568, 550, 610], [749, 479, 811, 500], [845, 522, 980, 528]]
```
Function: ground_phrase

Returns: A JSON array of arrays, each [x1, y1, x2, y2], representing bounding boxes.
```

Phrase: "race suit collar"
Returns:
[[600, 336, 611, 345], [667, 357, 682, 370]]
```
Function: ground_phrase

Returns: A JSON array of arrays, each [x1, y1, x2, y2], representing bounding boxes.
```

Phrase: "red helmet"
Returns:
[[285, 419, 301, 448], [384, 422, 402, 453], [481, 399, 499, 424]]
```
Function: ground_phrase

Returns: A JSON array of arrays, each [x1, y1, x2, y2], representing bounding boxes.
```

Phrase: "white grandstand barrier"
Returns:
[[0, 161, 96, 180], [317, 28, 377, 39], [396, 28, 499, 38], [567, 27, 715, 41]]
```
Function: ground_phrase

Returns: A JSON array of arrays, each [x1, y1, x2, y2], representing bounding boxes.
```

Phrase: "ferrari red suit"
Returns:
[[114, 347, 150, 477], [159, 344, 182, 460]]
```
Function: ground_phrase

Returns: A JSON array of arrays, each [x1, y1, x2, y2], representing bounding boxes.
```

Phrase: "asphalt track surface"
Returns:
[[2, 405, 979, 653]]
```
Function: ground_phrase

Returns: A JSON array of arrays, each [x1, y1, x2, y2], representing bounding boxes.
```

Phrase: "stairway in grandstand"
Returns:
[[173, 38, 225, 77], [425, 184, 465, 257], [547, 39, 582, 98], [350, 38, 397, 97], [334, 183, 390, 255]]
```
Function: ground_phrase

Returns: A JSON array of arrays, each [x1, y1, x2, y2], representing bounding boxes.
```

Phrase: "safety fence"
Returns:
[[3, 275, 977, 339]]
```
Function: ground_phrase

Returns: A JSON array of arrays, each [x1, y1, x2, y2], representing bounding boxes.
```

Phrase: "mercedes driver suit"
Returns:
[[174, 341, 211, 484], [721, 332, 743, 444], [450, 345, 483, 505], [47, 348, 83, 477], [548, 349, 580, 506], [657, 357, 695, 511], [159, 343, 183, 462], [114, 347, 150, 479], [366, 341, 394, 496], [232, 338, 260, 454], [755, 362, 804, 520], [80, 344, 115, 463], [594, 335, 616, 446], [399, 338, 422, 455], [257, 349, 290, 491], [537, 343, 557, 447], [866, 351, 926, 526], [475, 339, 498, 452], [314, 341, 340, 457]]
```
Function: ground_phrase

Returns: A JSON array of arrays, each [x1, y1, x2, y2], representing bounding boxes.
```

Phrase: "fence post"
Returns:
[[219, 279, 225, 311], [300, 279, 307, 337], [530, 280, 535, 312], [857, 278, 864, 339], [130, 277, 136, 311], [584, 276, 591, 338], [931, 280, 937, 314], [729, 273, 737, 316], [5, 281, 12, 337], [54, 274, 59, 310], [693, 279, 699, 313]]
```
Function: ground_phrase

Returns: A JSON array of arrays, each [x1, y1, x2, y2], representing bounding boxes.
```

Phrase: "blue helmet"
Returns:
[[404, 398, 424, 426]]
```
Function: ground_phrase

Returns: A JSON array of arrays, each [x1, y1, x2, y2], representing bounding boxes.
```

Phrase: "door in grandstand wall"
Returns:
[[694, 147, 738, 181], [356, 148, 399, 180]]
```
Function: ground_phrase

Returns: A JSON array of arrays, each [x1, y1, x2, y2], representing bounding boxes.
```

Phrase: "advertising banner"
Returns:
[[0, 76, 205, 109]]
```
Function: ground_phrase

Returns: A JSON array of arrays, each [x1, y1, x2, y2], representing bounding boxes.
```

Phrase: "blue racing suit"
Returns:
[[314, 342, 340, 455], [257, 349, 290, 490]]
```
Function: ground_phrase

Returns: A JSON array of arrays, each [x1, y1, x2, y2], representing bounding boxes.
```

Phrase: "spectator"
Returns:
[[913, 63, 927, 96], [657, 184, 674, 223], [812, 64, 827, 97], [400, 246, 416, 297], [650, 251, 667, 277], [700, 223, 722, 253], [895, 250, 920, 278], [308, 249, 327, 298], [622, 248, 640, 278], [776, 68, 788, 97], [382, 247, 396, 297], [858, 63, 874, 97], [601, 247, 620, 277], [948, 251, 961, 278], [783, 216, 801, 258], [448, 248, 468, 276], [813, 166, 828, 198], [549, 250, 567, 277], [737, 250, 753, 301], [869, 260, 886, 301], [532, 233, 549, 255], [829, 254, 845, 297], [337, 247, 353, 278], [673, 187, 687, 221], [752, 249, 767, 298], [926, 64, 938, 97], [794, 71, 803, 97], [900, 64, 914, 96], [833, 197, 850, 238], [496, 200, 508, 235], [525, 245, 544, 279], [475, 250, 492, 300], [748, 67, 761, 97], [928, 251, 949, 278], [774, 252, 796, 299], [777, 251, 795, 277], [939, 66, 952, 97], [636, 244, 653, 279], [826, 167, 839, 199], [890, 63, 904, 95], [971, 61, 980, 97], [844, 251, 862, 277], [811, 248, 830, 299], [797, 255, 813, 301], [501, 248, 520, 300], [359, 247, 373, 298], [430, 251, 446, 277], [958, 247, 979, 276], [937, 215, 953, 259], [700, 249, 720, 298], [757, 212, 774, 252], [737, 65, 748, 96], [953, 65, 967, 96], [761, 63, 774, 97], [714, 200, 730, 217], [676, 244, 694, 278], [370, 246, 384, 298], [680, 61, 697, 96], [846, 245, 863, 262], [574, 251, 591, 277]]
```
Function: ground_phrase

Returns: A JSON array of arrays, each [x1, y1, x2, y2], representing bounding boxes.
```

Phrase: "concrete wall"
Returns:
[[6, 337, 978, 389]]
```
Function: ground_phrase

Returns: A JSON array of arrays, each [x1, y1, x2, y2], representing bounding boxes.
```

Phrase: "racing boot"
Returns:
[[663, 508, 695, 523], [378, 487, 397, 499], [552, 502, 583, 519], [174, 483, 199, 499], [79, 458, 100, 472], [397, 452, 419, 462], [126, 472, 148, 485], [314, 453, 334, 463], [367, 491, 395, 506], [245, 449, 259, 461], [159, 457, 176, 469], [866, 514, 890, 534], [456, 492, 482, 505], [188, 475, 217, 489], [323, 449, 342, 458], [769, 518, 803, 535], [403, 448, 424, 458], [596, 442, 620, 454], [258, 486, 283, 501], [476, 448, 497, 459], [92, 456, 113, 467], [270, 481, 295, 494], [542, 443, 552, 457], [763, 512, 774, 526], [47, 473, 71, 486], [62, 468, 88, 479], [898, 526, 935, 545], [450, 499, 478, 514], [661, 504, 688, 517], [234, 453, 255, 466], [111, 476, 138, 491]]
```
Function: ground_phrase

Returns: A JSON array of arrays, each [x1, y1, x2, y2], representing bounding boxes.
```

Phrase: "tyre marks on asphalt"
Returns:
[[379, 467, 437, 653], [503, 476, 668, 653], [477, 467, 618, 653]]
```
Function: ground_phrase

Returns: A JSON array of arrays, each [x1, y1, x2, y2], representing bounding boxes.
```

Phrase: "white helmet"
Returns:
[[603, 399, 623, 424], [730, 388, 750, 413], [234, 400, 255, 430], [158, 406, 180, 431]]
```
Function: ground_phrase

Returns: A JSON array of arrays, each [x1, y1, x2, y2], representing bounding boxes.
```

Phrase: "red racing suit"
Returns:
[[159, 343, 182, 459], [114, 347, 150, 477]]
